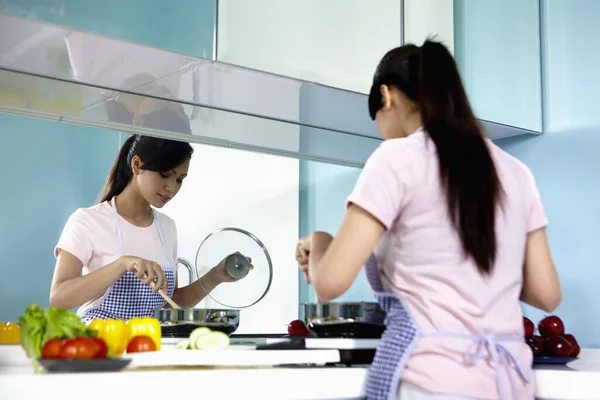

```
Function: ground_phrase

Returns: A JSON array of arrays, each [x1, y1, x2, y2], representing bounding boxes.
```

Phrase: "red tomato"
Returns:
[[59, 338, 97, 359], [89, 337, 109, 359], [41, 338, 65, 359], [126, 336, 157, 353]]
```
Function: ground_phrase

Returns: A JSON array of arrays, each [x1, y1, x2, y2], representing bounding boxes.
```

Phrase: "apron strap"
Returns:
[[421, 332, 531, 400], [110, 197, 125, 255]]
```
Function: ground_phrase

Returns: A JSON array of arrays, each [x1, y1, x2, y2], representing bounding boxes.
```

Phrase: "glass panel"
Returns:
[[454, 0, 543, 132], [0, 13, 379, 142], [0, 69, 380, 167], [298, 159, 375, 316], [217, 0, 401, 94], [0, 0, 216, 57], [0, 115, 300, 334]]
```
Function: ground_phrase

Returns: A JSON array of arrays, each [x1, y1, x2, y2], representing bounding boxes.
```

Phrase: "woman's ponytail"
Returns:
[[98, 135, 137, 203], [418, 39, 503, 274]]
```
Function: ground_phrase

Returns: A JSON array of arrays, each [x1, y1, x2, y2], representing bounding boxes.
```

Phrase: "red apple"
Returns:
[[562, 334, 580, 357], [569, 343, 581, 357], [525, 336, 543, 356], [562, 334, 578, 346], [287, 319, 309, 337], [545, 336, 573, 357], [533, 335, 546, 347], [538, 316, 565, 338], [523, 317, 535, 336]]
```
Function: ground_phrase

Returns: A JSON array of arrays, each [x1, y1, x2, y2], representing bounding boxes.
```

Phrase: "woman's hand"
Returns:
[[120, 256, 167, 293], [212, 252, 254, 283], [296, 236, 312, 284]]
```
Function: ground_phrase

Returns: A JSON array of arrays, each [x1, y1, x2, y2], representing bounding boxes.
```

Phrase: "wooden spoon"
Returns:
[[135, 266, 182, 309]]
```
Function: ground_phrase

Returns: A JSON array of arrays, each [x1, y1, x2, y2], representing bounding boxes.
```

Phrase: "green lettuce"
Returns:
[[18, 304, 97, 372]]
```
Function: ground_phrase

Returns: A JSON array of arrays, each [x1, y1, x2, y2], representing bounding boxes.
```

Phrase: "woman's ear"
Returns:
[[131, 155, 143, 174], [380, 84, 392, 111]]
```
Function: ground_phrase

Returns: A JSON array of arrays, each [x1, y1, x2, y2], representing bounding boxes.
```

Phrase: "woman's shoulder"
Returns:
[[70, 201, 112, 219], [66, 202, 113, 227]]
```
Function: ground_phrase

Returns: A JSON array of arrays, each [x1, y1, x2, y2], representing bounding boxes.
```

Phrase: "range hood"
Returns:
[[0, 14, 535, 167]]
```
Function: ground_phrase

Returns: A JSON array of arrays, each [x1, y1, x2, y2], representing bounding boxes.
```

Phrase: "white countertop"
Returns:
[[3, 345, 600, 399]]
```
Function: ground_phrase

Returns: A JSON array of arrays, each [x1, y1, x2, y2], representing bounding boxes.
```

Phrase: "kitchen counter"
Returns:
[[2, 345, 600, 399]]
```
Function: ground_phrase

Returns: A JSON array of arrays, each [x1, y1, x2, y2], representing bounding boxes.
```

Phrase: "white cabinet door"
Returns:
[[404, 0, 454, 53], [454, 0, 542, 132], [217, 0, 402, 94]]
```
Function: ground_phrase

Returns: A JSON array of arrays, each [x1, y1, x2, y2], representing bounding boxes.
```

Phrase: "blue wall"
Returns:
[[0, 0, 215, 58], [496, 0, 600, 347], [0, 115, 120, 322]]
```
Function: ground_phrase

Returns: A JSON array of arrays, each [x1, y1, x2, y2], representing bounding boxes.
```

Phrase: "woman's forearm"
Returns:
[[171, 268, 222, 308], [50, 260, 125, 310], [308, 232, 334, 273]]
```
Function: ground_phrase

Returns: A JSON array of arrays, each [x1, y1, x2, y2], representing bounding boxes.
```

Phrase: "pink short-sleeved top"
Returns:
[[347, 130, 547, 399], [55, 201, 178, 317]]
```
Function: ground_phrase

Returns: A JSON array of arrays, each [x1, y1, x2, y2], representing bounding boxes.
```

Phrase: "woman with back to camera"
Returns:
[[295, 40, 560, 400], [50, 135, 248, 322]]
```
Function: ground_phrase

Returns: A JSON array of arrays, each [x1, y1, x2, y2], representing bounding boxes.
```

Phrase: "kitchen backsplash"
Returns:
[[494, 0, 600, 347]]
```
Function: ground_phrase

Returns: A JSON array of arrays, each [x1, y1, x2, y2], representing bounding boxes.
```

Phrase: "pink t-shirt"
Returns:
[[55, 202, 178, 317], [347, 130, 547, 399]]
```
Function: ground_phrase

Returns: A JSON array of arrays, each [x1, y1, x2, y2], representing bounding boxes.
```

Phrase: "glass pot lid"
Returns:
[[194, 227, 273, 309]]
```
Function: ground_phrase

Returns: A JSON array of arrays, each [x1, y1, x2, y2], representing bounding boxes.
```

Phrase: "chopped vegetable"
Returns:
[[126, 317, 162, 351], [0, 322, 20, 344], [183, 327, 230, 350], [194, 331, 230, 350], [18, 304, 97, 372], [189, 327, 211, 349], [174, 338, 190, 350], [88, 318, 127, 356]]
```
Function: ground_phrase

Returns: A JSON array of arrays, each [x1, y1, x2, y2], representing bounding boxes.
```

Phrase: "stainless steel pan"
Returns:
[[155, 258, 240, 337], [155, 308, 239, 337], [304, 301, 386, 338]]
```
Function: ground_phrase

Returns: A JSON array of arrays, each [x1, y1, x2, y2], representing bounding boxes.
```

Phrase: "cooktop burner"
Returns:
[[162, 335, 379, 365]]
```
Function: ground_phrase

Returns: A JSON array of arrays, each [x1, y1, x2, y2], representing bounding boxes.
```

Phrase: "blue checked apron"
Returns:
[[80, 197, 176, 322], [364, 255, 531, 400]]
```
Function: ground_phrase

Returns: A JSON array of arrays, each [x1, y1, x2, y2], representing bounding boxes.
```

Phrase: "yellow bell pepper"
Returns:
[[126, 317, 162, 351], [88, 319, 128, 356], [0, 322, 20, 344]]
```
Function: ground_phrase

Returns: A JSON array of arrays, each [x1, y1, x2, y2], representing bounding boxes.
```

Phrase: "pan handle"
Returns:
[[177, 257, 195, 284]]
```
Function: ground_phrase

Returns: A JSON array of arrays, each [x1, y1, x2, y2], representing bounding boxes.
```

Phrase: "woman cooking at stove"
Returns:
[[295, 40, 560, 400], [49, 135, 250, 322]]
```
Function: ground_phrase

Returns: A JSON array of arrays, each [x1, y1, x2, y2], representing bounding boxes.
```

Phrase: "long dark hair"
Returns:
[[368, 39, 503, 274], [99, 135, 194, 203]]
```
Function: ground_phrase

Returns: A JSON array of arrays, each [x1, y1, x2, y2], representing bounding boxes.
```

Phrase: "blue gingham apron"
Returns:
[[364, 255, 531, 400], [80, 197, 176, 322]]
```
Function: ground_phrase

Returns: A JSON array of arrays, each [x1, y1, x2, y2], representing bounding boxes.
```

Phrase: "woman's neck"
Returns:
[[114, 185, 153, 227], [403, 112, 424, 137]]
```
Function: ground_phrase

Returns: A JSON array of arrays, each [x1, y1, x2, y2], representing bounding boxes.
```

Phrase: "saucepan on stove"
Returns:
[[156, 227, 273, 338], [303, 301, 387, 338]]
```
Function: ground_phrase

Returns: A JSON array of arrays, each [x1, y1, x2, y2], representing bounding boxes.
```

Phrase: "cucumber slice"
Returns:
[[189, 327, 212, 349], [194, 331, 230, 350], [174, 339, 190, 350]]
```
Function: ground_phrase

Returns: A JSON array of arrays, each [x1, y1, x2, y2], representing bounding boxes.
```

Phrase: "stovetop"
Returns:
[[161, 334, 379, 365], [162, 335, 380, 350]]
